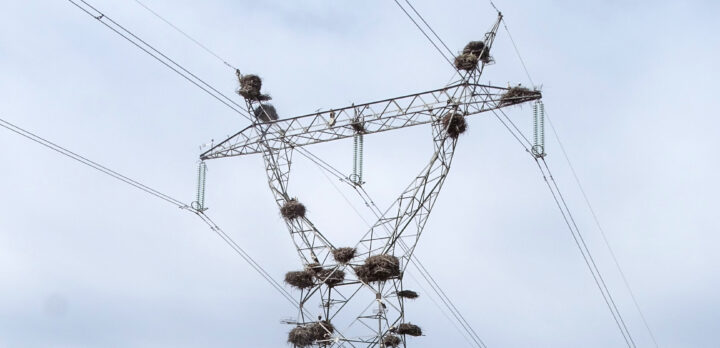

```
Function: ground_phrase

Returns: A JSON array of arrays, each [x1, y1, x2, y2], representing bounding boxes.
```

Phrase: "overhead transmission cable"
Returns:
[[499, 17, 658, 347], [0, 116, 300, 310]]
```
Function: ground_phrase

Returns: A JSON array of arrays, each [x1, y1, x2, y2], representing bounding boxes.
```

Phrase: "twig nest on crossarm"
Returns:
[[442, 112, 467, 139], [287, 321, 335, 347], [284, 270, 315, 289], [499, 86, 542, 106], [332, 247, 357, 264], [281, 198, 306, 220]]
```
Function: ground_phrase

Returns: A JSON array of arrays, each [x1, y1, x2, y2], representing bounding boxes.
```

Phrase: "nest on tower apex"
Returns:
[[316, 268, 345, 287], [332, 247, 357, 264], [288, 321, 335, 347], [499, 86, 542, 106], [355, 254, 401, 283], [253, 103, 279, 123], [382, 334, 402, 347], [442, 112, 467, 139], [237, 74, 271, 101], [463, 41, 491, 63], [284, 270, 315, 289], [281, 198, 306, 220], [397, 290, 419, 299], [454, 53, 479, 71], [391, 323, 423, 337]]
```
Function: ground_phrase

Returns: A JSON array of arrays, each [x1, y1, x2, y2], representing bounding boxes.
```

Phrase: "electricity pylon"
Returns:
[[200, 14, 540, 348]]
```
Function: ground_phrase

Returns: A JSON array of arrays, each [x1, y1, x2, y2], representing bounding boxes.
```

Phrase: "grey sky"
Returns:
[[1, 0, 718, 347]]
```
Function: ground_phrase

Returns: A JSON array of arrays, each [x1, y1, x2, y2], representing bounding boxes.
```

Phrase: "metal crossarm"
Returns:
[[200, 83, 536, 160]]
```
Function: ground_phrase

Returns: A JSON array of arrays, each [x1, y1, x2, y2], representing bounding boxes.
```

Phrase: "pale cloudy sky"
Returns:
[[1, 0, 718, 347]]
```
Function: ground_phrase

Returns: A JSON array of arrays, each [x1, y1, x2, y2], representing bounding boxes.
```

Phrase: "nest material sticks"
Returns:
[[442, 112, 467, 139], [397, 290, 419, 299], [392, 323, 423, 337], [281, 199, 306, 220], [284, 270, 315, 289], [355, 254, 401, 283], [332, 247, 357, 264], [499, 86, 542, 106]]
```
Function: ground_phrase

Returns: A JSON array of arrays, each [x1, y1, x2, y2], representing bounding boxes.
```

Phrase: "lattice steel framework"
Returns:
[[200, 14, 540, 348]]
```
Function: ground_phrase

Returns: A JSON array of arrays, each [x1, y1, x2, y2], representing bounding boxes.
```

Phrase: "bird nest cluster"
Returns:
[[288, 321, 335, 347], [281, 199, 306, 220], [442, 112, 467, 139], [390, 323, 423, 337], [316, 268, 345, 287], [382, 334, 402, 347], [332, 247, 357, 264], [454, 40, 491, 72], [355, 254, 401, 283], [237, 74, 271, 101], [396, 290, 419, 299], [499, 86, 542, 106], [284, 270, 315, 289], [253, 104, 278, 123]]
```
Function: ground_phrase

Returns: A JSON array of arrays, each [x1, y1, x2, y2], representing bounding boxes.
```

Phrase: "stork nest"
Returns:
[[355, 254, 401, 283], [237, 74, 271, 101], [288, 321, 335, 347], [391, 323, 423, 337], [281, 199, 306, 220], [397, 290, 419, 299], [351, 119, 366, 134], [284, 270, 315, 289], [454, 53, 479, 71], [442, 112, 467, 139], [499, 87, 542, 106], [382, 334, 402, 347], [332, 247, 357, 264], [316, 268, 345, 287], [463, 41, 491, 63], [253, 103, 278, 123]]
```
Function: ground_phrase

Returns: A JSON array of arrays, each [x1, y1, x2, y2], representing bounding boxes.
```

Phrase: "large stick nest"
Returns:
[[355, 254, 401, 283], [463, 41, 491, 63], [332, 247, 357, 264], [499, 86, 542, 106], [442, 112, 467, 139], [382, 334, 402, 347], [391, 323, 423, 337], [454, 53, 479, 71], [281, 198, 306, 220], [287, 321, 335, 347], [284, 270, 315, 289], [237, 74, 271, 101], [397, 290, 419, 299], [316, 268, 345, 287], [253, 104, 279, 123]]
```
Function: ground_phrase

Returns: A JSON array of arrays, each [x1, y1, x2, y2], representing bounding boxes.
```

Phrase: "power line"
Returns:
[[0, 116, 300, 310], [544, 111, 659, 347], [132, 0, 239, 72], [486, 108, 636, 347], [392, 0, 455, 69], [497, 16, 657, 346]]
